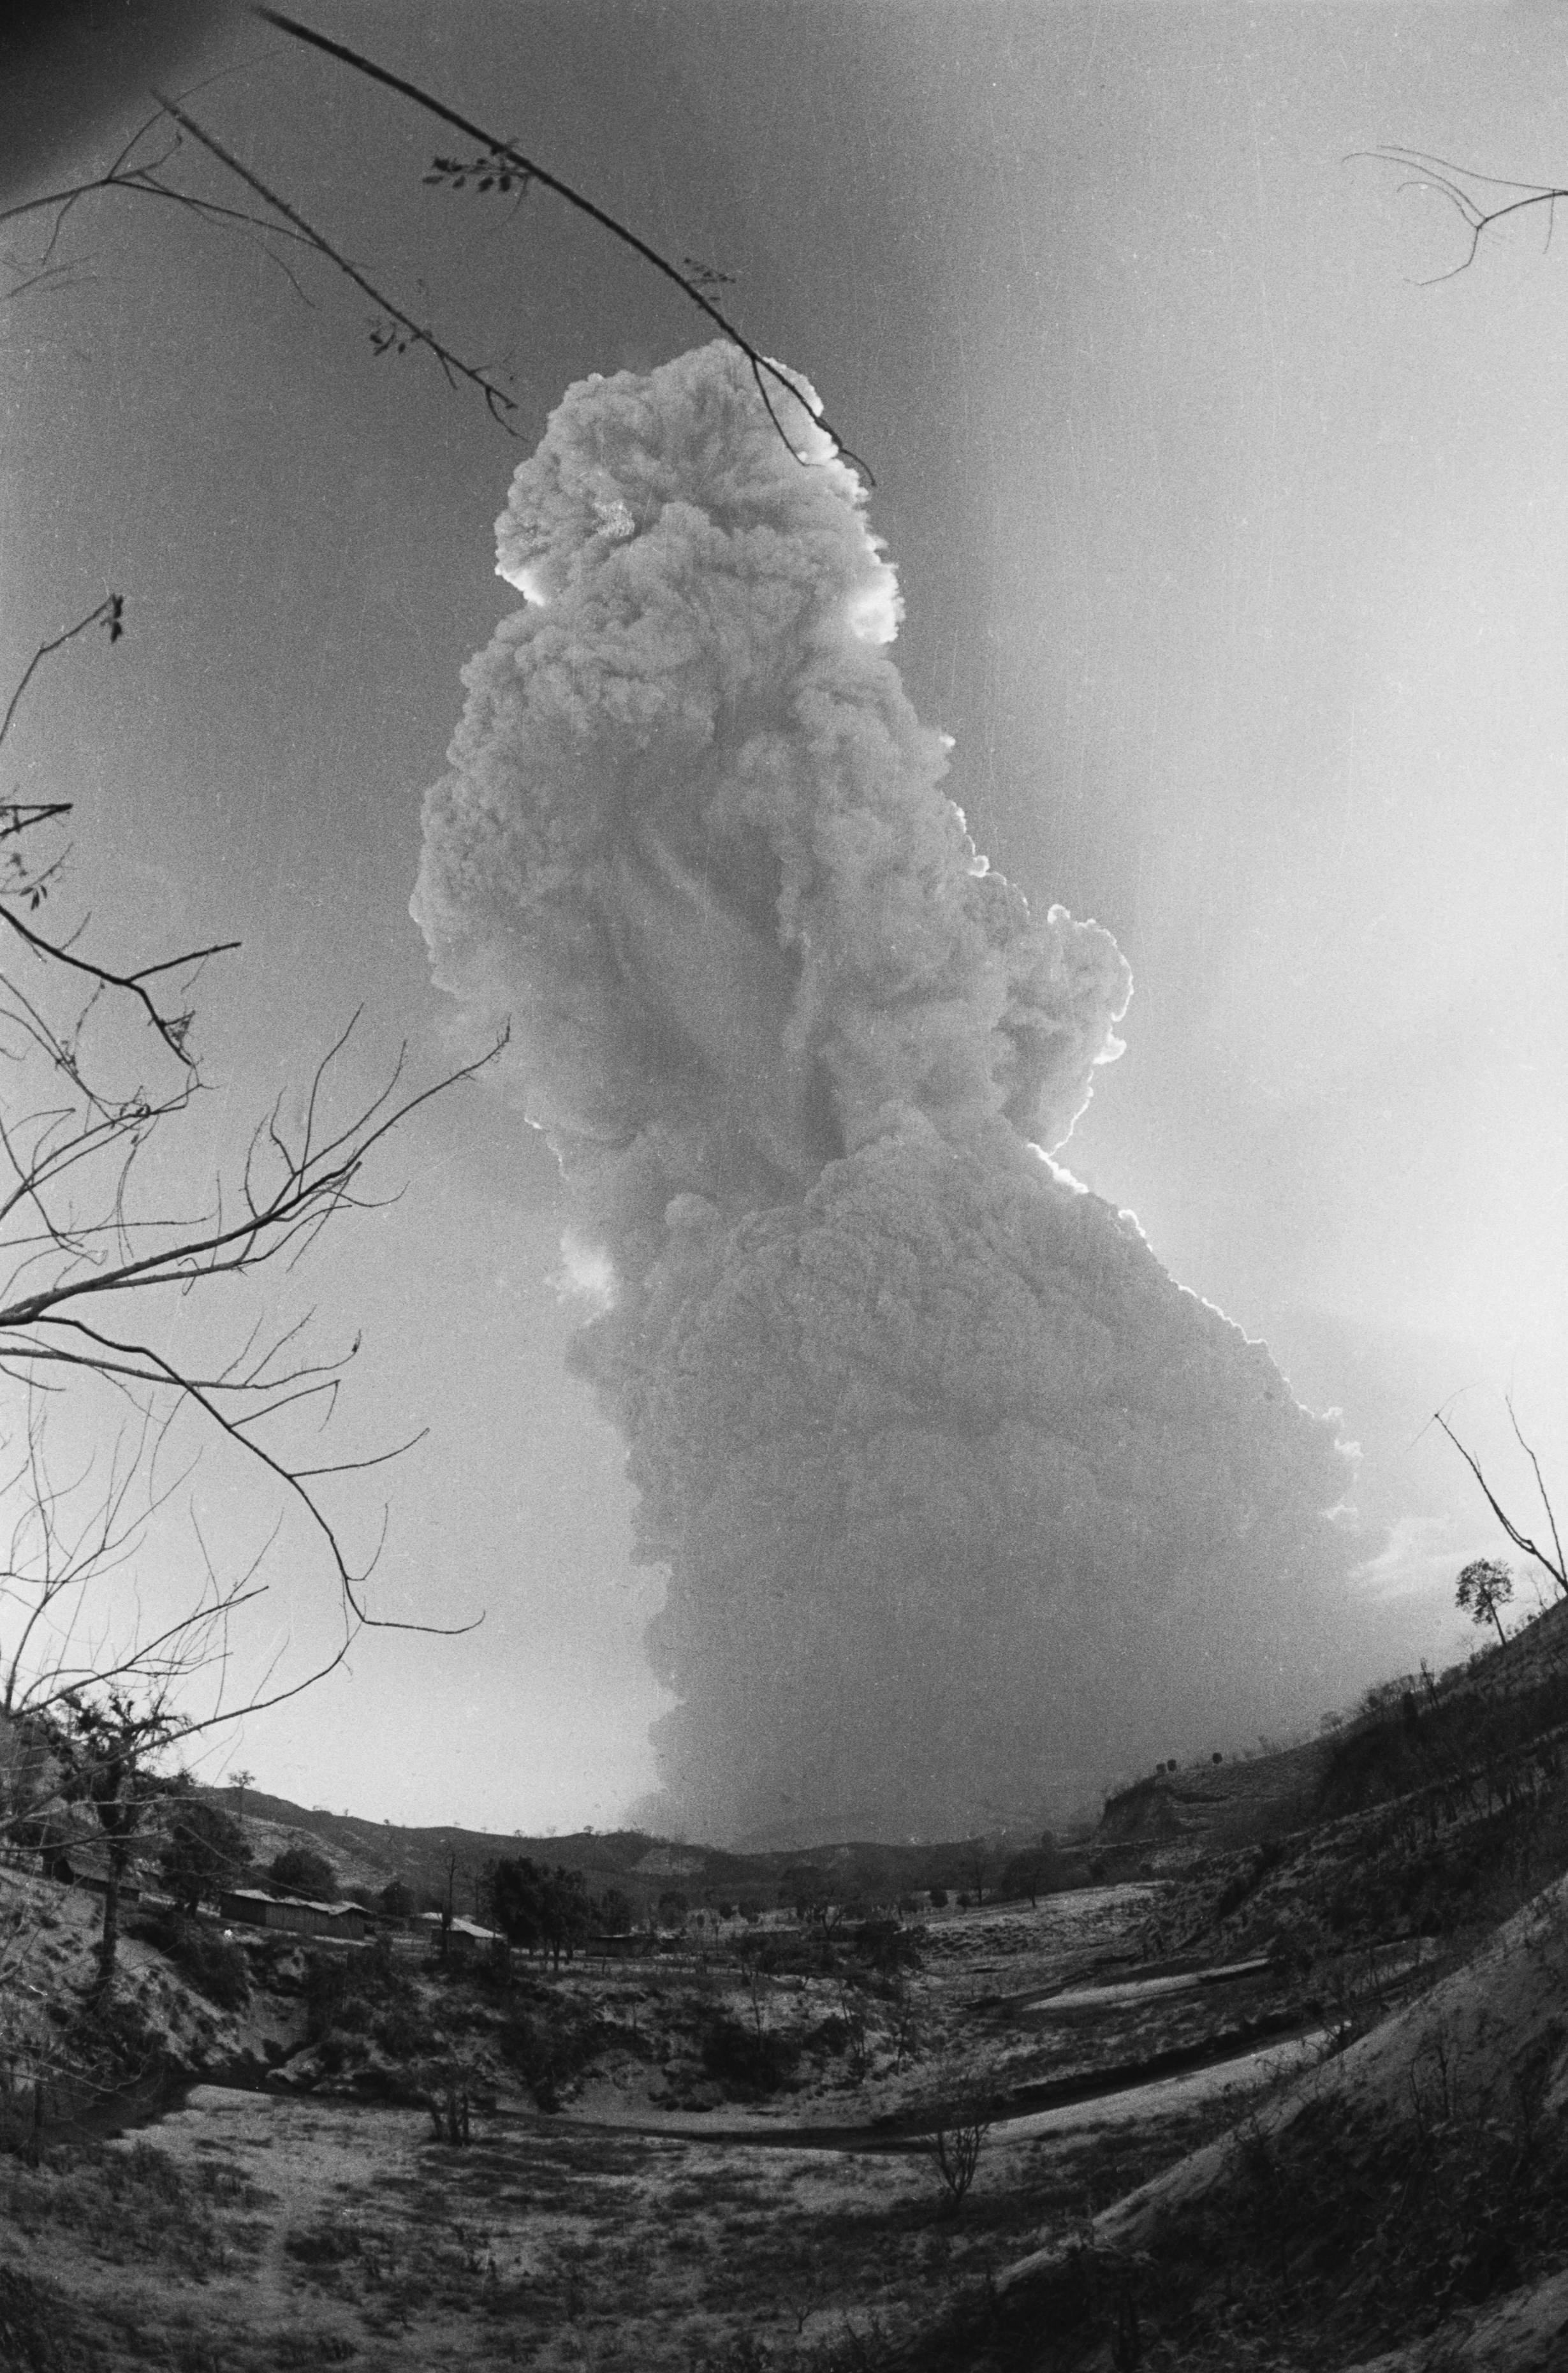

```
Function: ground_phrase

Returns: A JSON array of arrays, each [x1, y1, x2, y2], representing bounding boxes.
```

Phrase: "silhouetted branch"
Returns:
[[0, 609, 499, 1735], [152, 92, 520, 428], [254, 6, 874, 481], [0, 101, 517, 429], [1433, 1402, 1567, 1601], [0, 595, 121, 754], [1356, 147, 1568, 283], [0, 897, 238, 1070]]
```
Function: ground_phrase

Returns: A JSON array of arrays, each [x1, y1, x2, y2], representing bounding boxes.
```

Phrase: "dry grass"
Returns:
[[0, 2061, 1253, 2371]]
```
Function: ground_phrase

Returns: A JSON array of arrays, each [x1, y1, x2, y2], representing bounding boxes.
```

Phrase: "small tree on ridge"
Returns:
[[1456, 1557, 1514, 1649]]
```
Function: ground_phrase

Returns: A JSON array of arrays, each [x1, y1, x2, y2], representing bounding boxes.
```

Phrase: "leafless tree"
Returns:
[[422, 2050, 476, 2145], [0, 17, 864, 1745], [916, 2106, 993, 2213], [1434, 1401, 1566, 1606], [0, 591, 503, 2145], [958, 1835, 998, 1906], [0, 586, 502, 1763]]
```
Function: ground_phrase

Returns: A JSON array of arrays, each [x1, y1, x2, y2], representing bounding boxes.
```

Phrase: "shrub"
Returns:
[[62, 1988, 163, 2087], [147, 1911, 251, 2009], [917, 2113, 992, 2212], [2, 2140, 249, 2279], [284, 2217, 363, 2266], [497, 2001, 603, 2110], [700, 2010, 801, 2096], [267, 1845, 337, 1901], [1208, 1839, 1287, 1927], [848, 1919, 923, 1975], [304, 1948, 395, 2039], [298, 1937, 413, 2048], [373, 2002, 436, 2059]]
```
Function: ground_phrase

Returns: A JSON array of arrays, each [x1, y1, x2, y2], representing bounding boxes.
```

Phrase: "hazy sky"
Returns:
[[4, 1, 1565, 1831]]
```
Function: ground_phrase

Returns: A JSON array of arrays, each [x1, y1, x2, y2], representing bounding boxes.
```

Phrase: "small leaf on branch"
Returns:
[[424, 147, 531, 199], [367, 313, 415, 359], [682, 254, 738, 291]]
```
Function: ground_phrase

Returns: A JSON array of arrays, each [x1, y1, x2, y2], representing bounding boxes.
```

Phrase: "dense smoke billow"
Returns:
[[416, 342, 1363, 1842]]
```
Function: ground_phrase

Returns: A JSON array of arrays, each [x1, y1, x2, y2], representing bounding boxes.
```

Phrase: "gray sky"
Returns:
[[4, 1, 1564, 1829]]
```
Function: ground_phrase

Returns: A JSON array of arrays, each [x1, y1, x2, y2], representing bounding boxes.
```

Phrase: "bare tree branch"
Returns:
[[1433, 1404, 1567, 1601], [1506, 1393, 1567, 1592], [0, 610, 500, 1745], [0, 595, 122, 754], [253, 6, 875, 481], [152, 92, 521, 429], [1355, 147, 1568, 284], [0, 103, 517, 429], [0, 897, 239, 1069]]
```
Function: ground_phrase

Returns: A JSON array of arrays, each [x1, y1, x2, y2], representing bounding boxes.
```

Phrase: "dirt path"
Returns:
[[508, 2014, 1330, 2154], [1013, 1951, 1275, 2013]]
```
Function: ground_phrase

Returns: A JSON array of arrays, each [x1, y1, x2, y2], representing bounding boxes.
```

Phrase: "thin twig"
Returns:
[[1433, 1408, 1567, 1599], [253, 6, 875, 481], [1354, 147, 1568, 284], [0, 597, 122, 753], [152, 93, 520, 429], [0, 900, 238, 1068]]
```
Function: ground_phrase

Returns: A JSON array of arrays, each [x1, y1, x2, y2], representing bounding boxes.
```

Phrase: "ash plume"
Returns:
[[416, 342, 1361, 1842]]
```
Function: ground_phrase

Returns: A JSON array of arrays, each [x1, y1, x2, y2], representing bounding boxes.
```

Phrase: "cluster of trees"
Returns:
[[480, 1856, 636, 1968]]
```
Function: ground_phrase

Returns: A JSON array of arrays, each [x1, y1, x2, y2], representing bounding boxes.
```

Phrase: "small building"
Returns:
[[416, 1911, 504, 1958], [587, 1931, 644, 1960], [219, 1888, 367, 1940]]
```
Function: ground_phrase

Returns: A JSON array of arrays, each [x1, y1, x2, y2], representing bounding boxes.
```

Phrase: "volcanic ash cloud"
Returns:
[[415, 342, 1359, 1842]]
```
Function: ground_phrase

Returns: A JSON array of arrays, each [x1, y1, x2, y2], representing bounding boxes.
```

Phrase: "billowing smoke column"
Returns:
[[416, 342, 1358, 1842]]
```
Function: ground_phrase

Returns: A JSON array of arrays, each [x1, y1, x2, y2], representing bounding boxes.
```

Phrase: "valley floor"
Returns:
[[5, 1851, 1567, 2372], [1, 1884, 1322, 2372]]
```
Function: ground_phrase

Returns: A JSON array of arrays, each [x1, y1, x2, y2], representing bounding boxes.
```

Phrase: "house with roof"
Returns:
[[219, 1888, 367, 1940], [416, 1911, 504, 1958]]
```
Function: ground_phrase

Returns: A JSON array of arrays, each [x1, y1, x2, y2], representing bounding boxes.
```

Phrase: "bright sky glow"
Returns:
[[3, 0, 1564, 1830]]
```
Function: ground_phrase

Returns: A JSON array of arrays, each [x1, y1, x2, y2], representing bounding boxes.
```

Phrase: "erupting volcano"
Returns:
[[415, 342, 1363, 1843]]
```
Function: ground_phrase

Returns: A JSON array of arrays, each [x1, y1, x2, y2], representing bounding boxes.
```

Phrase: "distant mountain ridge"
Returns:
[[203, 1595, 1568, 1913], [189, 1788, 1084, 1914]]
